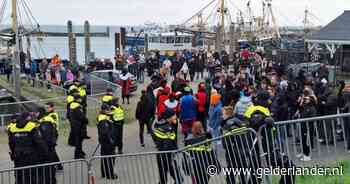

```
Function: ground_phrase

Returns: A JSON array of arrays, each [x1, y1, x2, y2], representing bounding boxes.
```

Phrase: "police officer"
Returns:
[[45, 102, 63, 171], [67, 86, 79, 146], [77, 81, 91, 140], [152, 108, 183, 184], [244, 91, 295, 184], [37, 107, 58, 184], [101, 88, 114, 105], [221, 106, 257, 184], [66, 86, 79, 121], [69, 95, 89, 159], [110, 98, 125, 154], [77, 81, 87, 114], [184, 121, 219, 184], [7, 112, 49, 184], [97, 104, 118, 180]]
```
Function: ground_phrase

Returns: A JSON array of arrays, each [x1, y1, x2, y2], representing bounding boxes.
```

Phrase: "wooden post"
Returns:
[[68, 20, 77, 64], [229, 23, 235, 56], [12, 0, 21, 98], [84, 21, 91, 65]]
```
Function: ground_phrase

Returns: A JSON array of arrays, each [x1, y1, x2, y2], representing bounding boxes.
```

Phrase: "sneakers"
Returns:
[[300, 155, 311, 162], [141, 144, 145, 147]]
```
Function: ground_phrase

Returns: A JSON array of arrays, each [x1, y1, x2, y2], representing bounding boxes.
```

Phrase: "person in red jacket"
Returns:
[[165, 92, 180, 114], [157, 87, 170, 120], [196, 82, 208, 129]]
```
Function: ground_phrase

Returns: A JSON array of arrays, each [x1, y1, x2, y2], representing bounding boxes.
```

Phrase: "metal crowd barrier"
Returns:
[[0, 114, 349, 184], [89, 128, 258, 184], [0, 159, 88, 184], [88, 74, 122, 98], [257, 113, 350, 184]]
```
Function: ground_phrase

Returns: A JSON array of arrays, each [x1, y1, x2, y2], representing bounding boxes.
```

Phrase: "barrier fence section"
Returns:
[[257, 113, 350, 183], [0, 74, 106, 128], [89, 128, 260, 184], [0, 114, 349, 184], [0, 159, 88, 184], [88, 74, 122, 99]]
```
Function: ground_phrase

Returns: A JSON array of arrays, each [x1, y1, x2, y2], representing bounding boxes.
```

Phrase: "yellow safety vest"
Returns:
[[70, 102, 82, 110], [97, 114, 111, 123], [8, 122, 37, 133], [6, 122, 16, 132], [48, 112, 59, 125], [244, 105, 271, 119], [78, 87, 86, 97], [102, 95, 113, 103], [111, 106, 124, 122], [154, 129, 176, 140], [39, 115, 57, 127], [67, 95, 75, 104]]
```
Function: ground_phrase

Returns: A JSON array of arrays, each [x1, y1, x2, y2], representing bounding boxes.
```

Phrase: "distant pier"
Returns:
[[32, 27, 110, 37]]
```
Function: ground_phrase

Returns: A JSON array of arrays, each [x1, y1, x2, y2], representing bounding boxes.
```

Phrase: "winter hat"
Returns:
[[163, 108, 176, 120], [210, 93, 221, 106]]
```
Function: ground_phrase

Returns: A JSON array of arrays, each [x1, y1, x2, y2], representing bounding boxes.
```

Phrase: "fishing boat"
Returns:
[[148, 32, 196, 54]]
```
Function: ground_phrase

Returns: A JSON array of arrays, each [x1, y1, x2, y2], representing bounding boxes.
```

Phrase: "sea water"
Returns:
[[24, 25, 121, 64]]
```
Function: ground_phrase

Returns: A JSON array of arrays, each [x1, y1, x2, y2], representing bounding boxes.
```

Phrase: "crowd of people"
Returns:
[[133, 48, 350, 183], [4, 47, 350, 184]]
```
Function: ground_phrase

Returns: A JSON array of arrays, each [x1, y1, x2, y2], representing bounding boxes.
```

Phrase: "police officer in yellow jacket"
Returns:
[[152, 108, 183, 184], [110, 98, 125, 154], [66, 86, 79, 120], [45, 102, 63, 171], [97, 104, 118, 180], [244, 91, 296, 184], [221, 106, 256, 184], [76, 80, 87, 114], [69, 95, 89, 159], [36, 107, 58, 184], [7, 112, 49, 184]]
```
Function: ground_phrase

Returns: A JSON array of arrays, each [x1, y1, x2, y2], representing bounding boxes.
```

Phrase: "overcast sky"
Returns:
[[3, 0, 350, 26]]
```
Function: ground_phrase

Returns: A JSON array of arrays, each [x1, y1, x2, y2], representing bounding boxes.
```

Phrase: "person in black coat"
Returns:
[[152, 109, 183, 184], [136, 90, 154, 147], [97, 104, 118, 180], [37, 108, 59, 184], [7, 112, 49, 184], [69, 95, 89, 159]]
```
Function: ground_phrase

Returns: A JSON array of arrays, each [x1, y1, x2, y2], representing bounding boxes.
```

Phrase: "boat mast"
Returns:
[[12, 0, 21, 98], [220, 0, 225, 49]]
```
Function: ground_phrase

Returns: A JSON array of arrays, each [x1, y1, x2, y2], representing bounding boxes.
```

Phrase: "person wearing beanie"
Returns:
[[152, 108, 183, 184], [208, 92, 223, 151]]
